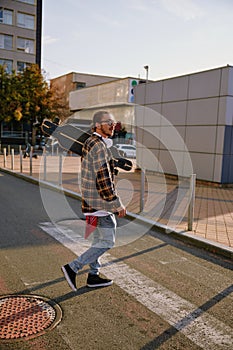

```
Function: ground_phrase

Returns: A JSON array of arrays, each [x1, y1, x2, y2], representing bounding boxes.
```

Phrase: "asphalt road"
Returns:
[[0, 171, 233, 350]]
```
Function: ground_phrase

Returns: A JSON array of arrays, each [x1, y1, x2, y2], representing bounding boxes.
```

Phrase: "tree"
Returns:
[[0, 66, 20, 123], [0, 64, 68, 144], [49, 83, 72, 122], [17, 64, 53, 125]]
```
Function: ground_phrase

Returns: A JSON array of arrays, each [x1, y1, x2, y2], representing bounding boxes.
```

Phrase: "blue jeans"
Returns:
[[69, 214, 116, 275]]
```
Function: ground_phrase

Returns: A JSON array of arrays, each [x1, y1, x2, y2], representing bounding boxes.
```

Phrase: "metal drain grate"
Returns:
[[0, 295, 62, 341]]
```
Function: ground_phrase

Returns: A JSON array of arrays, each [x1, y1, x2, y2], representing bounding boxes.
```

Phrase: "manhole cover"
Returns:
[[0, 295, 62, 341]]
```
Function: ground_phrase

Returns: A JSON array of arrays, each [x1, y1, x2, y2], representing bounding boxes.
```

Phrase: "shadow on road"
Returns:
[[140, 283, 233, 349]]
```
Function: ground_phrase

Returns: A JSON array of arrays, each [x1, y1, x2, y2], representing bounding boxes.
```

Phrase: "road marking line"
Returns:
[[39, 222, 233, 349], [159, 257, 188, 265]]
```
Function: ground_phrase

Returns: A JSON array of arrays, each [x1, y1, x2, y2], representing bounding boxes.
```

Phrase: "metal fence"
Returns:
[[0, 145, 196, 232]]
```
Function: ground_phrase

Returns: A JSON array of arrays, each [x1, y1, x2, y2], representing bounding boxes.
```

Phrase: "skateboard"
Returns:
[[41, 119, 133, 171]]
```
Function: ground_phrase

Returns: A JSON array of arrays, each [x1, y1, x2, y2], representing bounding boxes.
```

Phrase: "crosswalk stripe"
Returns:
[[39, 222, 233, 349]]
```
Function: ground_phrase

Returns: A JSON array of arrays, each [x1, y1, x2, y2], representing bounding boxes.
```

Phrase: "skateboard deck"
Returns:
[[41, 119, 132, 171]]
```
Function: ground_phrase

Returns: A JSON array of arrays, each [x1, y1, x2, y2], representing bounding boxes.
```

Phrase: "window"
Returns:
[[76, 82, 86, 89], [17, 37, 34, 54], [0, 9, 13, 25], [0, 59, 13, 73], [17, 12, 35, 29], [18, 0, 35, 4], [0, 34, 13, 50], [17, 61, 30, 73]]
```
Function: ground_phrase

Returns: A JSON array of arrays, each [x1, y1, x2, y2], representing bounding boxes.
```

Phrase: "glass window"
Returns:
[[17, 0, 35, 4], [0, 9, 13, 25], [17, 61, 30, 73], [17, 37, 34, 54], [76, 82, 86, 89], [0, 34, 13, 50], [0, 59, 13, 73], [17, 12, 35, 29]]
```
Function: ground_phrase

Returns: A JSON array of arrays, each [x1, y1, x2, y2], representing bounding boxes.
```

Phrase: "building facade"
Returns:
[[0, 0, 42, 73], [50, 71, 120, 117], [67, 65, 233, 184], [134, 65, 233, 184], [68, 77, 143, 141]]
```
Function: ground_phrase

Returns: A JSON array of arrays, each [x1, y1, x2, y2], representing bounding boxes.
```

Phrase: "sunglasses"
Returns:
[[100, 120, 116, 126]]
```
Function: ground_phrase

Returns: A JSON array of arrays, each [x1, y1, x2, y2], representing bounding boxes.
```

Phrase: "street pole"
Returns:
[[140, 65, 149, 212], [144, 65, 149, 83]]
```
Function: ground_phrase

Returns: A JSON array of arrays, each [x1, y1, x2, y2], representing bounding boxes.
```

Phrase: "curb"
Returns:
[[1, 167, 233, 260], [127, 213, 233, 260]]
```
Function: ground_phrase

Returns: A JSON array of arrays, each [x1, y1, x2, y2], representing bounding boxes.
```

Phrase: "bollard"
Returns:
[[43, 150, 47, 181], [19, 146, 23, 173], [140, 168, 146, 212], [3, 148, 7, 167], [11, 148, 14, 170], [188, 174, 196, 231], [29, 146, 33, 176], [8, 145, 10, 157], [58, 153, 63, 186]]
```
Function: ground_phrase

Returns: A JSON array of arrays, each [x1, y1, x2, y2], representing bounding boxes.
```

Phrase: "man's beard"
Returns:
[[101, 125, 114, 137]]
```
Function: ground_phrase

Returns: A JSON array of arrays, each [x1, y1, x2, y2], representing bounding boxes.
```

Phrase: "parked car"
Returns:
[[115, 144, 136, 158]]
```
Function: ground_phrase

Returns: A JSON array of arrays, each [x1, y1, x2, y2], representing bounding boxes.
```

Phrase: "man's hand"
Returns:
[[117, 207, 126, 218]]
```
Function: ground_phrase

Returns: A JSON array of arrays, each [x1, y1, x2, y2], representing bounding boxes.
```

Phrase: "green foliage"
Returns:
[[0, 64, 55, 125]]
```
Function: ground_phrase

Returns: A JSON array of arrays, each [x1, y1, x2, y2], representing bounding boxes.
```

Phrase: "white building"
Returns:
[[68, 65, 233, 184], [69, 77, 143, 140], [134, 65, 233, 184]]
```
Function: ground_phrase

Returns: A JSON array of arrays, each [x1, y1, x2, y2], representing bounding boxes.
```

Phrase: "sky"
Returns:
[[42, 0, 233, 81]]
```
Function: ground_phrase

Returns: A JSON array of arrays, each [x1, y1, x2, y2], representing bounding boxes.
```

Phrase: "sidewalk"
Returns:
[[1, 153, 233, 258]]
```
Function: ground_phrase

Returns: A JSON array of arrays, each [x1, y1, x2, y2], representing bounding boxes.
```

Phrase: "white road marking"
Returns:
[[39, 222, 233, 349], [159, 257, 188, 265]]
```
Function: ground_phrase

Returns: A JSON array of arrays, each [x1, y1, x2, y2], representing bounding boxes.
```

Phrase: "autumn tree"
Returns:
[[0, 66, 21, 123], [49, 83, 72, 122], [17, 64, 53, 125], [0, 64, 68, 144]]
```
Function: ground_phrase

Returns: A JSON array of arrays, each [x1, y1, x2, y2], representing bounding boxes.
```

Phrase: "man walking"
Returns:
[[61, 111, 126, 290]]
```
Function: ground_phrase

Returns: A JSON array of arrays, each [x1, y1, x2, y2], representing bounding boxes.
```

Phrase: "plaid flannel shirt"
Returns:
[[81, 134, 123, 213]]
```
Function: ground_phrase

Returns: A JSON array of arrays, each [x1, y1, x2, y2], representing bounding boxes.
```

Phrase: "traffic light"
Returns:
[[128, 79, 139, 103]]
